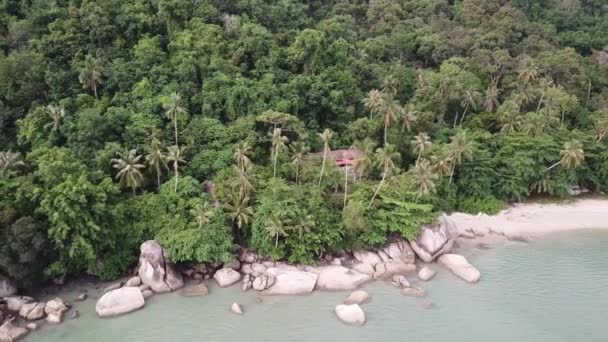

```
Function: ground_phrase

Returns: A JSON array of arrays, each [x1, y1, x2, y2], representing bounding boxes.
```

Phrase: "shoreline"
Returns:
[[448, 197, 608, 239]]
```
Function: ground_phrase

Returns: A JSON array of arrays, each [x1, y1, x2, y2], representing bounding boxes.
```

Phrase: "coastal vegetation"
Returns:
[[1, 0, 608, 290]]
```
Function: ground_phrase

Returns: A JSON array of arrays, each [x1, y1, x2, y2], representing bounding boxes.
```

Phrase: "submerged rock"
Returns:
[[46, 311, 63, 324], [45, 298, 70, 315], [314, 266, 371, 291], [372, 261, 416, 280], [343, 290, 370, 305], [410, 214, 459, 262], [262, 268, 318, 295], [138, 240, 184, 293], [214, 268, 241, 287], [231, 303, 243, 315], [181, 284, 209, 297], [438, 254, 481, 283], [75, 293, 87, 302], [335, 304, 366, 326], [400, 287, 426, 298], [141, 290, 154, 300], [96, 287, 145, 318], [391, 275, 410, 288], [417, 267, 436, 281]]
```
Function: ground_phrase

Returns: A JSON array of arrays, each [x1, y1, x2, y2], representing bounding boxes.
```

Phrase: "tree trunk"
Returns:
[[275, 234, 279, 248], [459, 105, 469, 126], [343, 165, 349, 209], [273, 148, 278, 178], [449, 163, 455, 185], [174, 163, 179, 193], [536, 92, 545, 113], [295, 167, 299, 185], [318, 148, 327, 186], [561, 108, 565, 127], [368, 168, 387, 208], [546, 160, 562, 171], [384, 120, 388, 146], [157, 168, 161, 189], [173, 119, 179, 146], [417, 151, 422, 164], [93, 83, 98, 100]]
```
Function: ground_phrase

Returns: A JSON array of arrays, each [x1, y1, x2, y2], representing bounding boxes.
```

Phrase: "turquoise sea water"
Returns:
[[28, 230, 608, 342]]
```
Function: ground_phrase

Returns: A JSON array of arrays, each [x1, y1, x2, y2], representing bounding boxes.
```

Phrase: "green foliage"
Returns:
[[457, 196, 505, 215]]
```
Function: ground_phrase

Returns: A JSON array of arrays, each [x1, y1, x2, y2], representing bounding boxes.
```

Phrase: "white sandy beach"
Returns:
[[449, 198, 608, 238]]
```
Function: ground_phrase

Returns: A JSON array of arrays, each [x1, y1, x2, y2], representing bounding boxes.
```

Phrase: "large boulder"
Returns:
[[343, 290, 370, 305], [252, 274, 275, 291], [351, 263, 374, 275], [335, 304, 366, 326], [314, 266, 371, 291], [4, 297, 33, 313], [95, 287, 145, 318], [0, 276, 16, 298], [214, 268, 241, 287], [381, 239, 416, 264], [19, 302, 45, 321], [410, 214, 459, 262], [438, 254, 480, 283], [262, 268, 318, 295], [137, 240, 184, 293], [125, 276, 141, 287], [353, 250, 382, 266], [0, 320, 28, 342], [44, 298, 70, 315]]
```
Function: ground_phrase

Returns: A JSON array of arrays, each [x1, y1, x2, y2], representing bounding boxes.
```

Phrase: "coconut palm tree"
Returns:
[[412, 159, 439, 198], [44, 105, 66, 132], [190, 202, 214, 229], [111, 149, 145, 194], [318, 128, 334, 185], [290, 214, 315, 240], [399, 104, 418, 133], [351, 138, 376, 181], [546, 140, 585, 171], [233, 165, 255, 199], [265, 215, 288, 248], [0, 151, 25, 177], [459, 90, 479, 126], [224, 191, 253, 237], [447, 131, 474, 184], [483, 84, 499, 113], [78, 55, 104, 99], [430, 148, 452, 178], [593, 116, 608, 142], [412, 132, 432, 163], [381, 75, 398, 98], [234, 142, 252, 173], [145, 138, 169, 189], [167, 145, 185, 193], [517, 57, 538, 86], [163, 92, 187, 146], [368, 144, 399, 208], [290, 141, 308, 185], [363, 89, 384, 119], [380, 98, 399, 146], [270, 127, 289, 178], [536, 77, 554, 113]]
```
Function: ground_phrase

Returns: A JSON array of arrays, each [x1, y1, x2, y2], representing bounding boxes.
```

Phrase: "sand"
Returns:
[[449, 198, 608, 239]]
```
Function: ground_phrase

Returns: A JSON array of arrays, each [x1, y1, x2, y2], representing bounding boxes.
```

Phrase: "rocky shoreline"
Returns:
[[2, 213, 494, 340]]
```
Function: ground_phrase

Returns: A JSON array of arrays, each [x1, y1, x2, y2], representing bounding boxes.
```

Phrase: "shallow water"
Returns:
[[29, 230, 608, 342]]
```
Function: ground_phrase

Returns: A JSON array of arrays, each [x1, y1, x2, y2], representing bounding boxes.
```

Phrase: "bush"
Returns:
[[457, 196, 505, 215]]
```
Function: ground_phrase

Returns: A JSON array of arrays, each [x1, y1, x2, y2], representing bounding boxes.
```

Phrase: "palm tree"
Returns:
[[381, 75, 398, 98], [224, 191, 254, 237], [447, 131, 474, 184], [233, 165, 255, 199], [270, 127, 289, 178], [145, 138, 169, 189], [163, 92, 187, 146], [399, 104, 418, 133], [190, 202, 214, 229], [412, 132, 432, 163], [351, 138, 376, 181], [318, 128, 334, 185], [380, 98, 399, 146], [78, 55, 104, 99], [291, 215, 315, 239], [483, 84, 499, 113], [546, 140, 585, 171], [290, 141, 308, 185], [44, 105, 66, 132], [412, 159, 439, 198], [459, 90, 479, 126], [536, 77, 554, 113], [368, 144, 399, 208], [265, 215, 288, 248], [593, 116, 608, 142], [517, 57, 538, 86], [430, 148, 452, 178], [111, 149, 145, 194], [0, 151, 25, 177], [167, 145, 185, 193], [363, 89, 384, 119], [234, 142, 252, 173]]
